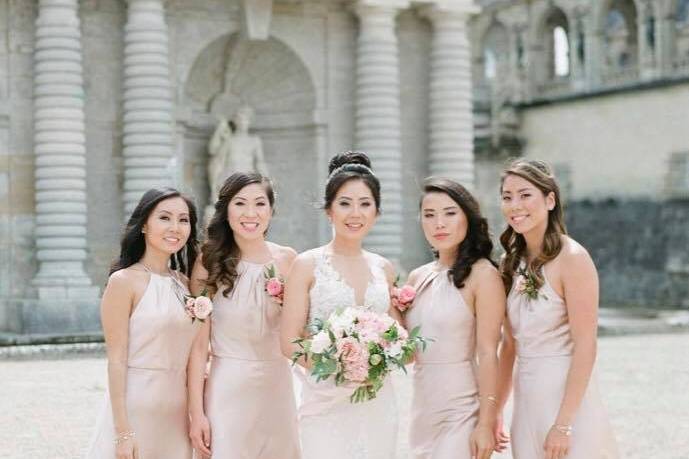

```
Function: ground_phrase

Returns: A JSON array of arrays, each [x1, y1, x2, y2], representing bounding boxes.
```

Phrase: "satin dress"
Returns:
[[204, 260, 300, 458], [87, 271, 200, 459], [507, 264, 619, 458], [406, 263, 480, 458]]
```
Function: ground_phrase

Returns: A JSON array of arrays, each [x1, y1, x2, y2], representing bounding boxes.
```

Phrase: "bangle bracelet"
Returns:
[[480, 395, 498, 406], [114, 430, 136, 445], [553, 424, 572, 436]]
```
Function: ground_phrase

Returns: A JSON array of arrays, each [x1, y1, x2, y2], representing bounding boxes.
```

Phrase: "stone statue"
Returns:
[[207, 105, 268, 201]]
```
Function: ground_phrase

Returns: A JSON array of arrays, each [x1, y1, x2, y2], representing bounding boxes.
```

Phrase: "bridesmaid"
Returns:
[[496, 159, 618, 459], [87, 187, 201, 459], [187, 172, 301, 458], [404, 178, 505, 459]]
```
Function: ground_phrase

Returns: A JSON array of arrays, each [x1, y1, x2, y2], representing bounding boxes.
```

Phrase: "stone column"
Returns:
[[584, 22, 603, 89], [353, 0, 407, 262], [638, 4, 657, 80], [32, 0, 97, 300], [122, 0, 174, 217], [422, 2, 479, 189]]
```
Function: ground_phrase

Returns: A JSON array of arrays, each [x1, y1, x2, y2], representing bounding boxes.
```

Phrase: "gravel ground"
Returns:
[[1, 333, 687, 458]]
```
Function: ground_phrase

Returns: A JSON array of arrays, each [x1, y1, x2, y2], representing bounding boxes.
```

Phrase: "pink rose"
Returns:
[[192, 296, 213, 320], [398, 285, 416, 304], [515, 276, 526, 294], [336, 337, 370, 383], [265, 277, 283, 297]]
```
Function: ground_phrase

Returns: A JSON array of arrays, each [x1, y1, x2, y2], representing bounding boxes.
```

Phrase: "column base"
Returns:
[[17, 296, 101, 334]]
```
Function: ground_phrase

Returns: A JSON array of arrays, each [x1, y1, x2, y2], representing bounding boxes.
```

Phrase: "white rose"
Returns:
[[310, 331, 332, 354], [384, 341, 403, 358]]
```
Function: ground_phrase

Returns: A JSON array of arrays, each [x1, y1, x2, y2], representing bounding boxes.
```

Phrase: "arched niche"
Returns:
[[600, 0, 639, 71], [478, 20, 510, 86], [539, 7, 571, 79], [181, 33, 320, 250]]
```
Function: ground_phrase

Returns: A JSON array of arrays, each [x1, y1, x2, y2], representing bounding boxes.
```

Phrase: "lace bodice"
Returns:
[[307, 248, 391, 323]]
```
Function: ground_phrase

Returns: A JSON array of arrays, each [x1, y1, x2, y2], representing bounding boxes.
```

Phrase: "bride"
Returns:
[[281, 152, 402, 459]]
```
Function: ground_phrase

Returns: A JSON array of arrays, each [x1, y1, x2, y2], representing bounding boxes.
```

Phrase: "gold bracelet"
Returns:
[[553, 424, 572, 436], [480, 394, 498, 406], [113, 430, 136, 445]]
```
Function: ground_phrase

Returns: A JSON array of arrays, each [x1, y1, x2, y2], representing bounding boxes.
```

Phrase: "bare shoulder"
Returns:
[[367, 251, 395, 280], [107, 267, 140, 289], [468, 258, 502, 286], [407, 261, 435, 286], [290, 248, 320, 273], [268, 241, 298, 264], [559, 235, 594, 267], [104, 267, 143, 301]]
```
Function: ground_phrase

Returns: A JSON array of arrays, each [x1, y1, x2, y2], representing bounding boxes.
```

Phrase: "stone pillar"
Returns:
[[32, 0, 97, 297], [353, 0, 407, 262], [422, 2, 479, 189], [585, 22, 603, 89], [122, 0, 174, 217], [638, 4, 657, 80], [569, 15, 586, 90], [656, 8, 675, 76]]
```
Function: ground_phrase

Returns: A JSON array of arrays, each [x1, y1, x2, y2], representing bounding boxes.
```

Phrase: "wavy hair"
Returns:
[[422, 177, 496, 289], [110, 187, 199, 277], [202, 172, 274, 297], [499, 159, 567, 293]]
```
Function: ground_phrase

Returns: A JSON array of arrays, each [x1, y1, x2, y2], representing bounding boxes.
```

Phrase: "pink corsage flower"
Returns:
[[264, 264, 285, 305], [184, 291, 213, 323], [392, 285, 417, 312]]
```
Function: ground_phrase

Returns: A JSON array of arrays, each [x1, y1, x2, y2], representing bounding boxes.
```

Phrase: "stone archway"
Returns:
[[181, 34, 320, 250]]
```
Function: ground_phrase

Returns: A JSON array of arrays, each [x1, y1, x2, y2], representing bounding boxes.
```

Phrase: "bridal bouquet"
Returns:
[[292, 307, 428, 403]]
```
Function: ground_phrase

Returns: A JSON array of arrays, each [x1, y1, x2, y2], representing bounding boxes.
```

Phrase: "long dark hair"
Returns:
[[499, 159, 567, 293], [110, 187, 199, 277], [324, 151, 380, 212], [422, 177, 495, 289], [202, 172, 275, 297]]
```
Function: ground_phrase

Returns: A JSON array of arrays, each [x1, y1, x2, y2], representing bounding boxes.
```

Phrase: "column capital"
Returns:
[[419, 0, 480, 21], [353, 0, 409, 17]]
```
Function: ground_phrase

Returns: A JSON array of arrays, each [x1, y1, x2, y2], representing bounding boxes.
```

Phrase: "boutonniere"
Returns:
[[515, 267, 542, 301], [264, 264, 285, 305], [391, 274, 417, 312], [184, 289, 213, 323]]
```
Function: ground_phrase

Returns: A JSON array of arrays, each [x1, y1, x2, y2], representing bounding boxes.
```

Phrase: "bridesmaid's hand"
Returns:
[[115, 438, 138, 459], [493, 413, 510, 452], [189, 414, 212, 457], [470, 424, 495, 459], [543, 426, 570, 459]]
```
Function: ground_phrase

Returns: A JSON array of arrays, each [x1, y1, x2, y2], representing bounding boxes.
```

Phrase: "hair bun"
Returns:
[[328, 151, 372, 175]]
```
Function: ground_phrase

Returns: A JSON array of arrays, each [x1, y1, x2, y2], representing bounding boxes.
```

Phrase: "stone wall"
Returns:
[[1, 1, 461, 333], [520, 82, 689, 200], [566, 198, 689, 308]]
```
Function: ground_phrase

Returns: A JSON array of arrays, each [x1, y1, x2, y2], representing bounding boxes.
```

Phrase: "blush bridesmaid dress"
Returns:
[[87, 270, 200, 458], [507, 264, 619, 459], [406, 263, 481, 458], [204, 260, 300, 458]]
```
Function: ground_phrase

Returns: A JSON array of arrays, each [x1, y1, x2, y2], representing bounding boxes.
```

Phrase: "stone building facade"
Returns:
[[471, 0, 689, 308], [1, 0, 478, 334]]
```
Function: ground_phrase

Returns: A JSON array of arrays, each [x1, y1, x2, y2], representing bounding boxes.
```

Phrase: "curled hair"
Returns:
[[324, 151, 381, 211], [499, 159, 567, 293], [202, 172, 275, 297], [110, 187, 199, 277], [422, 177, 496, 289]]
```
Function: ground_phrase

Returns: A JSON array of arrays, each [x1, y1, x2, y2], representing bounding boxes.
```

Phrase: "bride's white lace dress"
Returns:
[[297, 248, 398, 459]]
